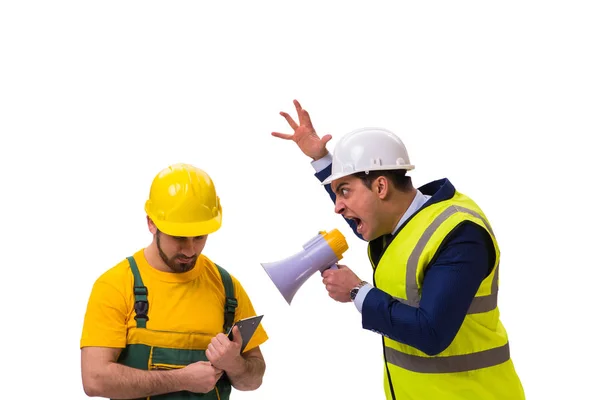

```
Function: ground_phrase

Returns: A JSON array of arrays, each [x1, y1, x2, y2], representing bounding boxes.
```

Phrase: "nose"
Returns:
[[179, 238, 196, 257], [334, 198, 346, 215]]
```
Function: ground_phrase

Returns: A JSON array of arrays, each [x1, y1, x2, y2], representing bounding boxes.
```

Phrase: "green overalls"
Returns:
[[115, 256, 238, 400]]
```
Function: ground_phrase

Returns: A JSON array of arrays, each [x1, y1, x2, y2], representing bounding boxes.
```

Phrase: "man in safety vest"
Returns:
[[80, 163, 268, 399], [272, 100, 525, 399]]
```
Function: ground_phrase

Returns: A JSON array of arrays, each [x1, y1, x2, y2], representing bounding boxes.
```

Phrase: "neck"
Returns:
[[143, 242, 171, 273], [385, 188, 418, 235]]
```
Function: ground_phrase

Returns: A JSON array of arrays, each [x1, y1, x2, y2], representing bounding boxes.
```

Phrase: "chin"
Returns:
[[170, 263, 194, 273], [360, 230, 373, 241], [365, 229, 387, 242]]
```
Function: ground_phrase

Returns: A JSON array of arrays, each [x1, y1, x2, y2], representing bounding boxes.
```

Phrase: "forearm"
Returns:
[[84, 361, 184, 399], [361, 289, 449, 355], [225, 355, 265, 391]]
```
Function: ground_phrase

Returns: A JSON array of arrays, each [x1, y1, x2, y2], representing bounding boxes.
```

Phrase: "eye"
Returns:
[[341, 188, 349, 196]]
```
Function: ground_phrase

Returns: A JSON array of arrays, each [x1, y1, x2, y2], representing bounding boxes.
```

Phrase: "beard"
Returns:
[[156, 234, 198, 273]]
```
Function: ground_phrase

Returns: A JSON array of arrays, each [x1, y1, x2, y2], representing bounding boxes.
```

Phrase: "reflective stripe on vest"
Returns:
[[395, 205, 499, 314], [384, 204, 509, 373], [385, 342, 511, 374]]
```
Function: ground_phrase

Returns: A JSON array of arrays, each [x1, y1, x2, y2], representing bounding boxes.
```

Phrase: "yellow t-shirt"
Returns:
[[80, 249, 268, 353]]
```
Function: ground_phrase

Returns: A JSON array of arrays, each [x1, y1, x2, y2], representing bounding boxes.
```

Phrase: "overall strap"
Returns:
[[126, 256, 149, 328], [215, 263, 237, 333]]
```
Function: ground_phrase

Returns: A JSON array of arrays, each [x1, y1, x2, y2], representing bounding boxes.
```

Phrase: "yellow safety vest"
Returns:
[[369, 190, 525, 400]]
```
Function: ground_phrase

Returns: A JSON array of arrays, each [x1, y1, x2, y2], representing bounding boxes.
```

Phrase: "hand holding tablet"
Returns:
[[227, 315, 264, 352]]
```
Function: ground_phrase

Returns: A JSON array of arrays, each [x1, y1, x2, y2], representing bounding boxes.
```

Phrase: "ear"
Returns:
[[147, 216, 158, 234], [374, 176, 390, 199]]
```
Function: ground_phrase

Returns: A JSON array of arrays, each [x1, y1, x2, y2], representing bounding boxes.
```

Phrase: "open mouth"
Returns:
[[348, 217, 363, 231]]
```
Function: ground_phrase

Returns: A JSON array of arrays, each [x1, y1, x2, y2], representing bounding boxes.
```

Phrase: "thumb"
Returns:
[[321, 134, 332, 145], [232, 325, 243, 346]]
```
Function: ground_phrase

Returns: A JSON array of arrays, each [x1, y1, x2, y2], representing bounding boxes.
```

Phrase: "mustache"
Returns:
[[175, 255, 196, 262]]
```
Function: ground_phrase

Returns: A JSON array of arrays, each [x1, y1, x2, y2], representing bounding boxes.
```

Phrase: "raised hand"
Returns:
[[272, 99, 332, 161]]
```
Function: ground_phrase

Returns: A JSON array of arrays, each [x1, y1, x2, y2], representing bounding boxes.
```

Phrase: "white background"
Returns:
[[1, 1, 599, 399]]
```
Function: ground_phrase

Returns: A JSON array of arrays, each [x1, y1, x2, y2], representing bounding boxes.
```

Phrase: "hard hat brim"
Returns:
[[151, 215, 222, 237], [321, 164, 415, 186]]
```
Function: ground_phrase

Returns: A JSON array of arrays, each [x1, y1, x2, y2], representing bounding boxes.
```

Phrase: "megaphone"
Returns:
[[260, 229, 349, 305]]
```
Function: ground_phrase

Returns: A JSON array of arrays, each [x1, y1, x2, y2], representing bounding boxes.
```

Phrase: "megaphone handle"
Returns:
[[328, 263, 339, 270]]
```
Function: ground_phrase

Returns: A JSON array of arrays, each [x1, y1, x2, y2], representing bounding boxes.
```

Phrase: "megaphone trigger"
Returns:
[[260, 229, 349, 305]]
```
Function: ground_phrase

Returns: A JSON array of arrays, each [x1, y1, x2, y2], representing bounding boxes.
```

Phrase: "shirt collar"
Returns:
[[392, 190, 431, 235]]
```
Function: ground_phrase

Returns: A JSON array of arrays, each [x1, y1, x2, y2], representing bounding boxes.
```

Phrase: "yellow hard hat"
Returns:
[[144, 163, 222, 237]]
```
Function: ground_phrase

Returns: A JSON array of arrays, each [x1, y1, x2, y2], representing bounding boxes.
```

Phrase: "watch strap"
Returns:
[[350, 280, 368, 301]]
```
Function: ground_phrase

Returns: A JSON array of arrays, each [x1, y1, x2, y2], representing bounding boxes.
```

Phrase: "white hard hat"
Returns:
[[322, 127, 415, 186]]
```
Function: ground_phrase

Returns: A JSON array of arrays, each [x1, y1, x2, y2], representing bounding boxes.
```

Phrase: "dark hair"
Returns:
[[354, 169, 413, 192]]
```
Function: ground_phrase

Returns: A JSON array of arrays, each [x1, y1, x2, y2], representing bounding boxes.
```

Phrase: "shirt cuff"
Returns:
[[311, 152, 332, 173], [353, 283, 374, 313]]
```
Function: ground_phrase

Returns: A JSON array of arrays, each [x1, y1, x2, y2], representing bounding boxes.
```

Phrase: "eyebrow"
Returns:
[[334, 182, 349, 195]]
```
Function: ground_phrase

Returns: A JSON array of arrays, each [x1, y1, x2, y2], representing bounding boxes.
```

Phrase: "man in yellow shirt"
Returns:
[[80, 163, 268, 400]]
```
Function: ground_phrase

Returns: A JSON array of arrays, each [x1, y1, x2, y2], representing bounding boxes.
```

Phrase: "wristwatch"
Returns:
[[350, 280, 368, 301]]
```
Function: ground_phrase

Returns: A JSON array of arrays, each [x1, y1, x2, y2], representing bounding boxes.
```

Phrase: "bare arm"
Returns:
[[272, 100, 364, 240], [223, 347, 266, 391], [81, 347, 222, 398]]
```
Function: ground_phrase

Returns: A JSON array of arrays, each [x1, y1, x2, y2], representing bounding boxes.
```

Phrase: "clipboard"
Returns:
[[226, 315, 263, 353]]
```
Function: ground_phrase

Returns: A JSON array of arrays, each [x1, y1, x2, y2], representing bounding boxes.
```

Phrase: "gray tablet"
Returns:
[[227, 315, 264, 352]]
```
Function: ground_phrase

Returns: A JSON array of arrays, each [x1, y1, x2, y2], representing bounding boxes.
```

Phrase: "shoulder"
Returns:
[[89, 255, 135, 301], [199, 255, 248, 297], [98, 256, 133, 285], [446, 220, 493, 246], [81, 256, 136, 349], [437, 221, 496, 276], [419, 186, 496, 254]]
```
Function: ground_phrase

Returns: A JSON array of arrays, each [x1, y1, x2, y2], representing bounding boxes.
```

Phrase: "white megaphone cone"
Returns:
[[260, 229, 349, 305]]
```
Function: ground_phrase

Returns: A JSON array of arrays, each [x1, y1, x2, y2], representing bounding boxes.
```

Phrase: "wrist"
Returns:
[[224, 354, 247, 377], [311, 149, 329, 161], [350, 280, 368, 301], [169, 368, 189, 392], [311, 151, 332, 173], [311, 152, 327, 161]]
